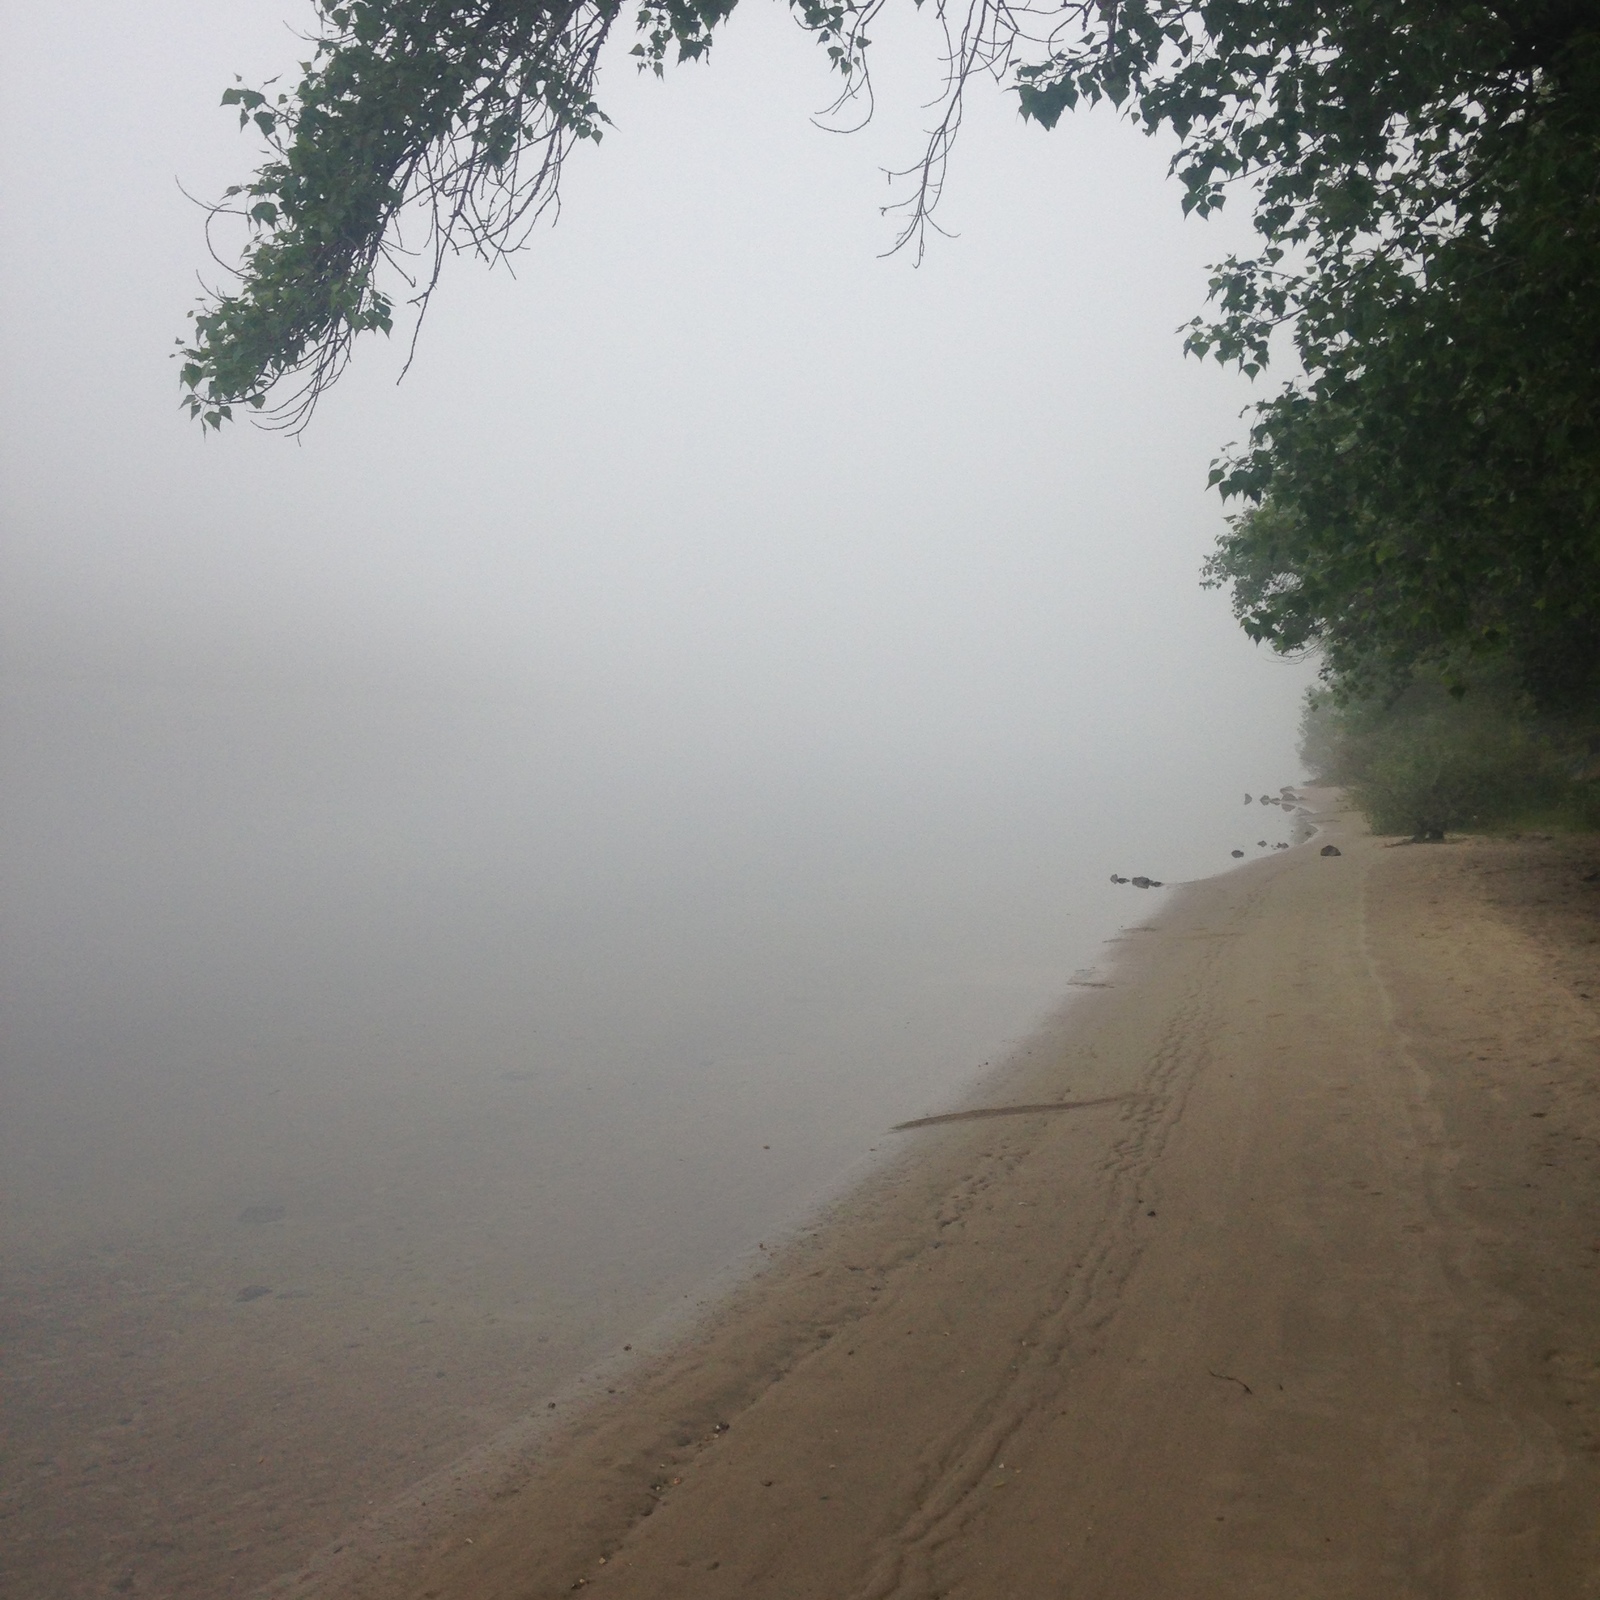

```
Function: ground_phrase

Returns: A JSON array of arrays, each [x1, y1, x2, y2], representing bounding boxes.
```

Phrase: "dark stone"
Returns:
[[1320, 844, 1342, 857]]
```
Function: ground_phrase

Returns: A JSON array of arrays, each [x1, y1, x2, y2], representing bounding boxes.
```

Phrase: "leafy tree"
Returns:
[[180, 3, 1600, 712], [1202, 14, 1600, 708], [182, 3, 1597, 429], [178, 0, 871, 429], [184, 0, 1587, 422]]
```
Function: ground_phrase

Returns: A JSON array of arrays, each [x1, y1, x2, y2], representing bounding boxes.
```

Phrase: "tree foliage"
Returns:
[[181, 1, 1600, 709], [179, 0, 879, 429], [1200, 9, 1600, 708]]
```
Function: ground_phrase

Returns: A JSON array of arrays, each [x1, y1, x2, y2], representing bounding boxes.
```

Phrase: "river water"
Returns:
[[0, 667, 1306, 1598]]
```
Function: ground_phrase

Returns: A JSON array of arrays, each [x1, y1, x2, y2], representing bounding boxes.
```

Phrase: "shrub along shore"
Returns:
[[1299, 664, 1600, 841]]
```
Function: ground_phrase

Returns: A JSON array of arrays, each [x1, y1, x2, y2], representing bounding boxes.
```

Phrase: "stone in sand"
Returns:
[[1231, 850, 1244, 858], [1321, 844, 1342, 857], [235, 1285, 272, 1303]]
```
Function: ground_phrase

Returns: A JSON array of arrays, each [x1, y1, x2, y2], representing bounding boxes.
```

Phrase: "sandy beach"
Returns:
[[288, 791, 1600, 1600]]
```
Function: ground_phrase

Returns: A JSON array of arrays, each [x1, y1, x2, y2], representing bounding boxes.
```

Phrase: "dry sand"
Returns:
[[294, 792, 1600, 1600]]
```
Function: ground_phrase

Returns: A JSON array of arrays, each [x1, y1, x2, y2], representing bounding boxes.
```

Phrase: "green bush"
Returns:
[[1349, 716, 1567, 838], [1299, 665, 1588, 838]]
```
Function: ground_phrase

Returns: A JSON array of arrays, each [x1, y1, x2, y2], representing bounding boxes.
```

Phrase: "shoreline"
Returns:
[[257, 839, 1205, 1598], [283, 791, 1600, 1598], [257, 800, 1316, 1600], [256, 790, 1289, 1593], [2, 771, 1307, 1600]]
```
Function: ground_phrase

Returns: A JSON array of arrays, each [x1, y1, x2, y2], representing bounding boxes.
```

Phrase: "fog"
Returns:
[[1, 2, 1313, 1594]]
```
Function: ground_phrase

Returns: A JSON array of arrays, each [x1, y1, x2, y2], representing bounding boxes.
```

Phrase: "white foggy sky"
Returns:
[[0, 0, 1312, 775]]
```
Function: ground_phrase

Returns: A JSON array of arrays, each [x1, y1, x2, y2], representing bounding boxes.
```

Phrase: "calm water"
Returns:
[[0, 669, 1303, 1597]]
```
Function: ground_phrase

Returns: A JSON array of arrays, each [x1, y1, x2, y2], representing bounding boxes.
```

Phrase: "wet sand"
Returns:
[[296, 794, 1600, 1599]]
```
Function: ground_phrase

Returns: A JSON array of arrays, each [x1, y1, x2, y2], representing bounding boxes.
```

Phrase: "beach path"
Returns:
[[315, 800, 1600, 1600]]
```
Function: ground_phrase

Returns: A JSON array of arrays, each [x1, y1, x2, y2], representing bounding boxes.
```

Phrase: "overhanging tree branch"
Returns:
[[182, 0, 1597, 470]]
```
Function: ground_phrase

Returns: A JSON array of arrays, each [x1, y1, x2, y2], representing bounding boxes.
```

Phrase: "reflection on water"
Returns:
[[0, 672, 1300, 1597]]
